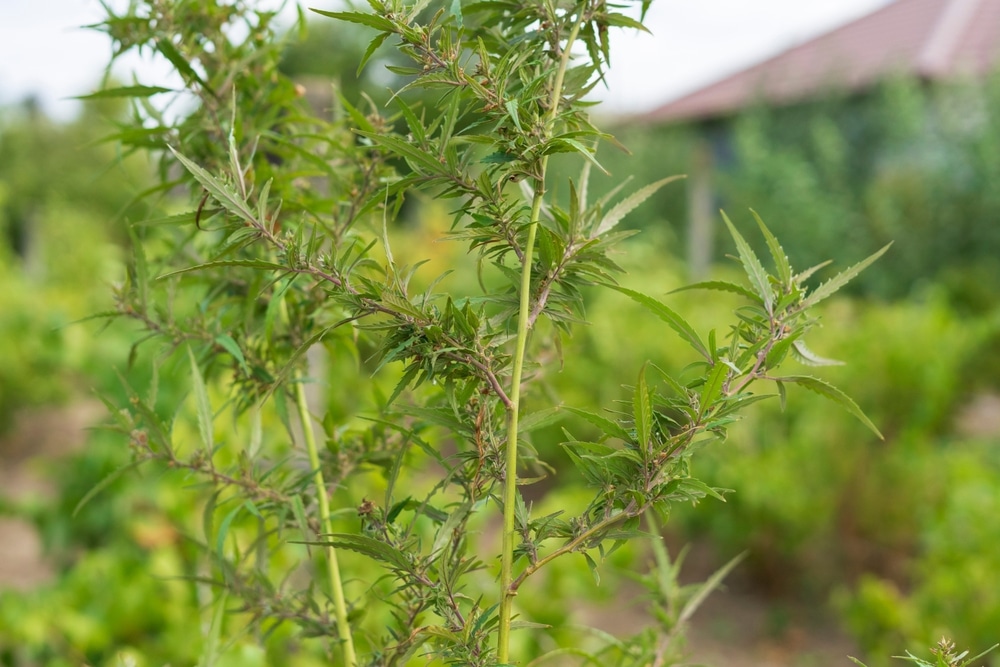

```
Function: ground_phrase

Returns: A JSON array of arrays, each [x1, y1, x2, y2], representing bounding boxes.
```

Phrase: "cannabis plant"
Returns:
[[87, 0, 886, 664]]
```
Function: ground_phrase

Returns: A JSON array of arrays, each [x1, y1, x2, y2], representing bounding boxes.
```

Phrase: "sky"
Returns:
[[0, 0, 892, 121]]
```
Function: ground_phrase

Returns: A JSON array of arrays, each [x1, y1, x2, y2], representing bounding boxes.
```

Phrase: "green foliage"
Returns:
[[0, 100, 150, 433], [716, 73, 1000, 302], [850, 638, 998, 667], [600, 71, 1000, 303], [75, 1, 883, 666]]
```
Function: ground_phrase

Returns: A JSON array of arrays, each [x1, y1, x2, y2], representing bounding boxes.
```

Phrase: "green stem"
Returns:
[[497, 8, 587, 663], [294, 373, 357, 666]]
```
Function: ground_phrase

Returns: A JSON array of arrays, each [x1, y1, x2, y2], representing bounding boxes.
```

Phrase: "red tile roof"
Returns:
[[644, 0, 1000, 123]]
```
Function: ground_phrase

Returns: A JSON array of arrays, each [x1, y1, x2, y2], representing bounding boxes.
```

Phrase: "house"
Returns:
[[641, 0, 1000, 277]]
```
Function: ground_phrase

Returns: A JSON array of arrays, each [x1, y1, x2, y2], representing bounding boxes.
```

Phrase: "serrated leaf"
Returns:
[[157, 258, 289, 280], [543, 137, 609, 174], [791, 340, 843, 366], [188, 346, 214, 452], [518, 407, 563, 433], [633, 365, 652, 450], [721, 211, 773, 314], [358, 31, 390, 75], [563, 407, 630, 441], [481, 151, 519, 164], [801, 242, 892, 308], [593, 175, 684, 237], [670, 280, 760, 302], [794, 260, 833, 284], [780, 375, 883, 439], [699, 361, 729, 418], [676, 477, 727, 502], [77, 85, 174, 99], [310, 9, 396, 32], [610, 286, 710, 361], [305, 533, 412, 572], [169, 147, 257, 224], [750, 210, 791, 286]]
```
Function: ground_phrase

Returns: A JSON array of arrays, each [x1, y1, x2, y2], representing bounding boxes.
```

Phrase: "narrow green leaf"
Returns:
[[243, 499, 263, 519], [72, 460, 145, 517], [202, 489, 220, 543], [583, 552, 601, 585], [633, 365, 652, 450], [386, 363, 421, 407], [750, 209, 791, 286], [197, 591, 228, 667], [304, 533, 412, 572], [675, 477, 727, 502], [518, 407, 563, 433], [127, 223, 149, 311], [780, 375, 883, 439], [504, 100, 522, 132], [610, 286, 710, 361], [215, 334, 249, 375], [794, 260, 833, 284], [670, 280, 760, 303], [563, 407, 630, 441], [168, 147, 257, 224], [593, 175, 684, 237], [481, 151, 518, 164], [77, 85, 174, 99], [677, 552, 744, 625], [801, 242, 892, 308], [291, 494, 311, 538], [358, 31, 390, 75], [157, 258, 288, 280], [188, 346, 214, 452], [216, 504, 242, 558], [543, 138, 609, 174], [430, 501, 471, 556], [721, 211, 773, 313], [156, 38, 208, 88], [791, 339, 843, 367], [310, 9, 396, 32], [699, 361, 729, 417]]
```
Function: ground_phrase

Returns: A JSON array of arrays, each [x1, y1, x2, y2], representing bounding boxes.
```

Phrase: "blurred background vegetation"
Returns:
[[2, 11, 1000, 667]]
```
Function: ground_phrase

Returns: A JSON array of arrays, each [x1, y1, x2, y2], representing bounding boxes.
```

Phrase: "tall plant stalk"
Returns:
[[293, 377, 356, 667], [498, 10, 586, 661]]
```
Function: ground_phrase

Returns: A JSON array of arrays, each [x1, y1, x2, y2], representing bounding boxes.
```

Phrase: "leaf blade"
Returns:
[[779, 375, 883, 439], [610, 285, 710, 361]]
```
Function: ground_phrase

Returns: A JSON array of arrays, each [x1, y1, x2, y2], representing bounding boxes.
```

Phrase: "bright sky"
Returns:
[[0, 0, 892, 121]]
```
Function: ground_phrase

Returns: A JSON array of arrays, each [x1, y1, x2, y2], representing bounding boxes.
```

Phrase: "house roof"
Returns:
[[644, 0, 1000, 123]]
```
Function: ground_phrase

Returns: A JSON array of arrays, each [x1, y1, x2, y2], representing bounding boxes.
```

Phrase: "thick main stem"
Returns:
[[294, 377, 357, 667], [497, 9, 586, 663]]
